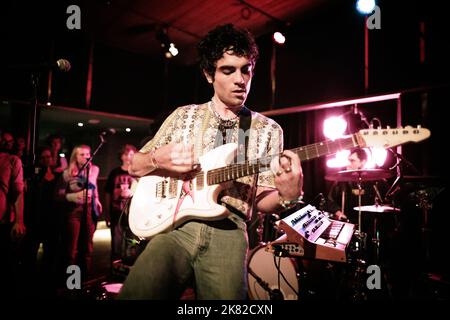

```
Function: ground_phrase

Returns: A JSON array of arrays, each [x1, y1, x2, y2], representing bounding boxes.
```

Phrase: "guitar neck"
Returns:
[[206, 134, 358, 185]]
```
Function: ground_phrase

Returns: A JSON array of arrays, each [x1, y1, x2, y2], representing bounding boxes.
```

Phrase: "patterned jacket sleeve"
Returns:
[[257, 122, 284, 189], [140, 108, 181, 153]]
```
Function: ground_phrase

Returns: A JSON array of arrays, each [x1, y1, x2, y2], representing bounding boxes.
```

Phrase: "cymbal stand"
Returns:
[[371, 185, 384, 264], [415, 190, 432, 265], [357, 175, 363, 234]]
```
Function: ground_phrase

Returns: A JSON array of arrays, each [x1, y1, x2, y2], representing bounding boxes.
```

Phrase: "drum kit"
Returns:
[[248, 168, 401, 301]]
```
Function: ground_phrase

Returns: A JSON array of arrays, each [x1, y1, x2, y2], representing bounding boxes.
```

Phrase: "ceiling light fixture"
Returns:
[[156, 26, 179, 59]]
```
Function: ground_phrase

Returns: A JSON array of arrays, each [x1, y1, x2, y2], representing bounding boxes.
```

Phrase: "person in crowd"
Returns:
[[104, 144, 137, 264], [56, 144, 102, 283], [0, 136, 26, 298]]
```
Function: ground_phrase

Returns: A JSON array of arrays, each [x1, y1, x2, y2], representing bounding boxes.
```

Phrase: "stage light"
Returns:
[[168, 43, 178, 57], [356, 0, 376, 14], [77, 122, 84, 127], [366, 147, 387, 168], [323, 116, 347, 140], [273, 31, 286, 45], [125, 128, 131, 132], [157, 27, 179, 59], [327, 150, 351, 168]]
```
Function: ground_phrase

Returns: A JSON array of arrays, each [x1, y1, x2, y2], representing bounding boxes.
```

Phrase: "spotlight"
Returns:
[[273, 31, 286, 45], [157, 27, 179, 59], [356, 0, 376, 14], [365, 147, 387, 168], [323, 116, 347, 140], [327, 150, 351, 168], [168, 43, 178, 57]]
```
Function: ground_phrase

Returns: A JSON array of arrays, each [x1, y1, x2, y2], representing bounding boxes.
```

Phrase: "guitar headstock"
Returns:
[[356, 126, 431, 148]]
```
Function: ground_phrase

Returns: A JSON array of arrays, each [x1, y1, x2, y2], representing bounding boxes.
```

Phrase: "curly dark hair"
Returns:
[[350, 148, 368, 162], [197, 24, 259, 78]]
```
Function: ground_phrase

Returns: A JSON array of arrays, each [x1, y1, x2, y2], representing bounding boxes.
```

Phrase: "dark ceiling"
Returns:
[[2, 1, 447, 131], [84, 0, 331, 64]]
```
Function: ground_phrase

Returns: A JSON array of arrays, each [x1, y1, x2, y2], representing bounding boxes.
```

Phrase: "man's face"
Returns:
[[206, 51, 253, 109], [347, 152, 365, 170]]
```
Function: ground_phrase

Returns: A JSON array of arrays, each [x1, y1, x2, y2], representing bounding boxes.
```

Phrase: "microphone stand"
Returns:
[[77, 134, 107, 213], [76, 135, 106, 280], [384, 149, 420, 202], [76, 135, 107, 177], [248, 266, 283, 300], [29, 72, 40, 172]]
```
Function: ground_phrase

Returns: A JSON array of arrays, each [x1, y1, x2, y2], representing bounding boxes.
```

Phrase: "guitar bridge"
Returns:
[[155, 179, 168, 199]]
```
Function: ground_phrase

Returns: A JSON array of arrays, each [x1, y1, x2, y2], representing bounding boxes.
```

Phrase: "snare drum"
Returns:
[[247, 245, 299, 300]]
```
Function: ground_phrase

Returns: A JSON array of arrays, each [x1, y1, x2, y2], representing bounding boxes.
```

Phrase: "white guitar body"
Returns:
[[129, 143, 239, 239]]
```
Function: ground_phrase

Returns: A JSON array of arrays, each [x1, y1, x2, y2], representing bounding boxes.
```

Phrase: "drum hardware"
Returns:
[[353, 205, 400, 213], [409, 185, 444, 265], [325, 169, 394, 182], [325, 169, 394, 234]]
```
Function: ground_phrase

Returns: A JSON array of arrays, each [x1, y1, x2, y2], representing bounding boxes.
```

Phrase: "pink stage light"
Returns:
[[327, 150, 351, 168], [323, 116, 347, 140], [370, 147, 388, 167]]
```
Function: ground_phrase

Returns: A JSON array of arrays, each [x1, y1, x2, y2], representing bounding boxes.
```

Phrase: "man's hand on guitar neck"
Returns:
[[256, 150, 304, 213], [271, 150, 304, 201]]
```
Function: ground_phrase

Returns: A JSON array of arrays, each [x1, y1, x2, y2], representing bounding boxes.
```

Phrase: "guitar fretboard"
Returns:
[[206, 134, 357, 185]]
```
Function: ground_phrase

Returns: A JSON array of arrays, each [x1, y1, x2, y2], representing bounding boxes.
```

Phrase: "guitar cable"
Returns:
[[272, 255, 299, 297]]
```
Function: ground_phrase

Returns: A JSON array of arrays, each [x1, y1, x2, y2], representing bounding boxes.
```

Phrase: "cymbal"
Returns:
[[325, 169, 394, 182], [353, 205, 400, 213]]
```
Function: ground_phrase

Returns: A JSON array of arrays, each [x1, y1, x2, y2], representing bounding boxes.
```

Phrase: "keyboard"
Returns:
[[268, 205, 355, 262]]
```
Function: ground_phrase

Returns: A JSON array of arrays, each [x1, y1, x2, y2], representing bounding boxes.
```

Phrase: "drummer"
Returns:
[[325, 148, 387, 223]]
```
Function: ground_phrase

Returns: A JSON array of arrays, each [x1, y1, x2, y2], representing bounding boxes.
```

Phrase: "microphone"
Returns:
[[6, 58, 71, 72], [100, 128, 116, 137], [99, 128, 116, 142]]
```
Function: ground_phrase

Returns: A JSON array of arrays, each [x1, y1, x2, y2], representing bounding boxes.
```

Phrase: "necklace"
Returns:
[[210, 100, 241, 128]]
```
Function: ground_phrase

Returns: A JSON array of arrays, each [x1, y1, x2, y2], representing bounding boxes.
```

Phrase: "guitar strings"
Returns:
[[205, 135, 357, 184]]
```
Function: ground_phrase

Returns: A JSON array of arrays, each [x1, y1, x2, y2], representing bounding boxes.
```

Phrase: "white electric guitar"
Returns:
[[129, 126, 430, 239]]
